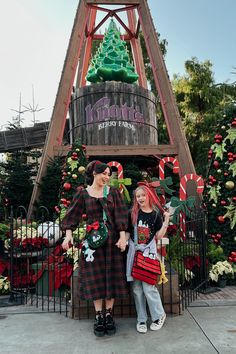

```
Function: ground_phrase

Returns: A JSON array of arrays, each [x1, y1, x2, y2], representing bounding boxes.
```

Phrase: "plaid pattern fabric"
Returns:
[[61, 187, 129, 300]]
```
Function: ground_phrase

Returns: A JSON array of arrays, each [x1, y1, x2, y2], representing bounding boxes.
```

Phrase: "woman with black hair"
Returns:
[[61, 160, 128, 337]]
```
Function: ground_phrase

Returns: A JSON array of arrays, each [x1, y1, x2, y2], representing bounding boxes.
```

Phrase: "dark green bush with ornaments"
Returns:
[[204, 104, 236, 264]]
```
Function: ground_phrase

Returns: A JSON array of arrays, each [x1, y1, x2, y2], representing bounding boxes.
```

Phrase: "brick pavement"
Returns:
[[198, 285, 236, 301]]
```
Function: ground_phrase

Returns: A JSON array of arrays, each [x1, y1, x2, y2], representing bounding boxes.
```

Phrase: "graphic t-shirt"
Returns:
[[129, 209, 162, 244]]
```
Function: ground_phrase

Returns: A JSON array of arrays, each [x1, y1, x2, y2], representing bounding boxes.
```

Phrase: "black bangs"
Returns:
[[94, 163, 112, 176]]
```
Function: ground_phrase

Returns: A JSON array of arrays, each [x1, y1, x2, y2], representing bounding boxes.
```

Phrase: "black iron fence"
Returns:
[[0, 206, 208, 316]]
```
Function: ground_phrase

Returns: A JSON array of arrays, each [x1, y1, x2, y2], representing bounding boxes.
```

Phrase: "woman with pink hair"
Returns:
[[126, 185, 170, 334]]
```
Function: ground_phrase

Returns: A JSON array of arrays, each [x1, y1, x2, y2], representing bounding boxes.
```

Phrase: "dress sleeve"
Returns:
[[111, 187, 129, 232], [61, 188, 85, 231]]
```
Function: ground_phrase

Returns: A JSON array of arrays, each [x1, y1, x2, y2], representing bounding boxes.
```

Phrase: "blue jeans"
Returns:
[[132, 280, 165, 323]]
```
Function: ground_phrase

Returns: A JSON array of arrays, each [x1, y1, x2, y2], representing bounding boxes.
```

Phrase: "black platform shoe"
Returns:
[[94, 311, 105, 337], [105, 308, 116, 335]]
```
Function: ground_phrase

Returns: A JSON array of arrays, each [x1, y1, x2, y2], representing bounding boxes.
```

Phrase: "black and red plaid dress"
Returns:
[[61, 186, 129, 300]]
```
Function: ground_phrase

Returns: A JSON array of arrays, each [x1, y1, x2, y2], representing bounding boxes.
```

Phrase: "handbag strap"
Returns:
[[102, 185, 107, 222], [134, 224, 138, 246]]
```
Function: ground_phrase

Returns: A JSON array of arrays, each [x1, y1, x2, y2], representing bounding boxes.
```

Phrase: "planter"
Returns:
[[31, 263, 64, 297], [217, 277, 227, 288]]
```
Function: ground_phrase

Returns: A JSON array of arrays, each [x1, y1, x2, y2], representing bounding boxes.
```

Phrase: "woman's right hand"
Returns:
[[62, 230, 73, 250]]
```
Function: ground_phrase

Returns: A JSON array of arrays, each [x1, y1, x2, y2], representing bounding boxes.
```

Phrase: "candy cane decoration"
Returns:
[[159, 157, 180, 180], [107, 161, 124, 193], [158, 157, 179, 204], [179, 174, 204, 239]]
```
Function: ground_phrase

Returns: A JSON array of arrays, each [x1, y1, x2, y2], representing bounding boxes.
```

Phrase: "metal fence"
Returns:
[[1, 206, 208, 317]]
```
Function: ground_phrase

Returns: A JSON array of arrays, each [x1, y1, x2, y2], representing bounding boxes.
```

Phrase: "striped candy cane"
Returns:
[[107, 161, 124, 193], [159, 157, 180, 180], [179, 174, 204, 239], [158, 157, 180, 204]]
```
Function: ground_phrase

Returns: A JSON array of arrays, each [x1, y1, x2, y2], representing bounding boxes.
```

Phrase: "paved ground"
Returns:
[[0, 287, 236, 354]]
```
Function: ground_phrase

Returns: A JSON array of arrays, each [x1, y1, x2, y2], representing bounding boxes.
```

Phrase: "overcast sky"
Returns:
[[0, 0, 236, 129]]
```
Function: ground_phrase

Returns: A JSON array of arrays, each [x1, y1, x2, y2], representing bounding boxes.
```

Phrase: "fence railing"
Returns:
[[1, 206, 208, 316]]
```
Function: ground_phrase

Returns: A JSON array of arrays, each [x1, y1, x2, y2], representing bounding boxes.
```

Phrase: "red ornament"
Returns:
[[224, 172, 228, 177], [63, 182, 72, 191], [213, 160, 220, 169], [214, 134, 223, 143], [217, 215, 225, 223], [232, 197, 236, 202], [208, 149, 213, 159], [220, 200, 227, 206], [231, 121, 236, 127]]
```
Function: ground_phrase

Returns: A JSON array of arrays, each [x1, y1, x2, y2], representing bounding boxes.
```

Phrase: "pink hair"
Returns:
[[131, 185, 164, 225]]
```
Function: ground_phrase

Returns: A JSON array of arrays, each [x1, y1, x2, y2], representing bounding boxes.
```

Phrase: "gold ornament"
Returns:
[[225, 181, 235, 190], [217, 169, 222, 174], [78, 166, 86, 173]]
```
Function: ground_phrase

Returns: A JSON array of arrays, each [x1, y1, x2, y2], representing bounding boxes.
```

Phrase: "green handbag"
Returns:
[[86, 186, 108, 249]]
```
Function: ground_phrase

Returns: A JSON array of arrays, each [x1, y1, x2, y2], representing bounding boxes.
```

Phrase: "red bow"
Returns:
[[86, 221, 100, 232]]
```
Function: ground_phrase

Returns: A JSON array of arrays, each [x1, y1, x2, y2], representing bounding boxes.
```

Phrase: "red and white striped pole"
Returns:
[[107, 161, 124, 193], [179, 174, 204, 238], [159, 157, 180, 204], [159, 157, 180, 180]]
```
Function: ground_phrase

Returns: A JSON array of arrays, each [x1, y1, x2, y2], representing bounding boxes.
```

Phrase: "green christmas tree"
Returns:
[[38, 156, 63, 218], [86, 19, 139, 84], [57, 141, 88, 219], [204, 105, 236, 262], [0, 151, 35, 210]]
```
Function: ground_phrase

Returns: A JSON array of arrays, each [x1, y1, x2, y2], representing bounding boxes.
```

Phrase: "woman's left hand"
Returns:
[[116, 236, 127, 252]]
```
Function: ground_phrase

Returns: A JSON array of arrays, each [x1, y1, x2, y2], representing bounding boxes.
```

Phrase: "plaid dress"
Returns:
[[61, 187, 129, 300]]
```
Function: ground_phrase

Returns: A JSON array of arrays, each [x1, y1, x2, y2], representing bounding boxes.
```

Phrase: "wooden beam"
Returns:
[[138, 0, 195, 176], [28, 0, 88, 217], [54, 144, 178, 156], [76, 7, 97, 88], [127, 9, 147, 89], [86, 0, 139, 4]]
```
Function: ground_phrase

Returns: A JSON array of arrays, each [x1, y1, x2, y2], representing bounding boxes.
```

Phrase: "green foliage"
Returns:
[[57, 141, 88, 216], [0, 150, 35, 209], [0, 223, 10, 241], [38, 156, 63, 217], [123, 163, 144, 198], [207, 243, 226, 264], [204, 104, 236, 258], [172, 57, 236, 176]]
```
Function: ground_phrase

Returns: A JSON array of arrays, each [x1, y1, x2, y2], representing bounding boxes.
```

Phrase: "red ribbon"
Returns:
[[86, 221, 100, 233], [137, 181, 161, 188]]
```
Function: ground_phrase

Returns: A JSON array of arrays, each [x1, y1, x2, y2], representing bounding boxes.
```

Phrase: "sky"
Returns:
[[0, 0, 236, 129]]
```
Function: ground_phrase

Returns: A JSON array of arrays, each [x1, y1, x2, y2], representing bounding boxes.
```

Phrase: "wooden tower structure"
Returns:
[[28, 0, 195, 216]]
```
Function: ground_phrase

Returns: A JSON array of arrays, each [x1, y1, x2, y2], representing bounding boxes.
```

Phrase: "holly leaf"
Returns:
[[154, 177, 175, 196], [67, 157, 79, 171], [223, 203, 236, 229], [208, 185, 221, 204], [122, 185, 131, 203], [224, 127, 236, 144], [229, 161, 236, 177], [211, 142, 227, 160]]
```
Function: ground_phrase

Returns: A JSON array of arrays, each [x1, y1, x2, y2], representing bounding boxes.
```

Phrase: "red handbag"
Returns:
[[131, 251, 161, 285]]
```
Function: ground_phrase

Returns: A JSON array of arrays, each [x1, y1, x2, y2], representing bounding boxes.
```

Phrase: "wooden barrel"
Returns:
[[70, 82, 158, 145]]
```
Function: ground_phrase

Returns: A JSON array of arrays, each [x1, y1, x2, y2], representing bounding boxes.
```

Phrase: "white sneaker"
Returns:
[[136, 322, 147, 333], [150, 313, 166, 331]]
